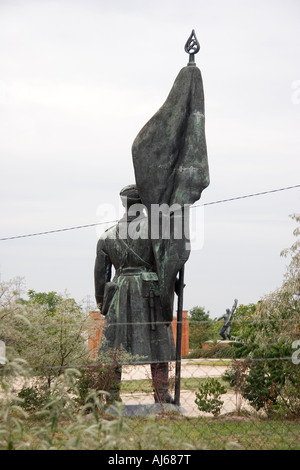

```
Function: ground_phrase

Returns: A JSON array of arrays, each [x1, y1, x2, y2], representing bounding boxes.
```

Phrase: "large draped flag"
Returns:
[[132, 34, 210, 323]]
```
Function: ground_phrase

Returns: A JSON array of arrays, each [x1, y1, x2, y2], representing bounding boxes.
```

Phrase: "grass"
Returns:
[[116, 377, 300, 450], [2, 361, 299, 451], [2, 382, 300, 450], [117, 373, 300, 450], [121, 377, 229, 393], [117, 415, 300, 450], [10, 411, 300, 450], [185, 359, 233, 366]]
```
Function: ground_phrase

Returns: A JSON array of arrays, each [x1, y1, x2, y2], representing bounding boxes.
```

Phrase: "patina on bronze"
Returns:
[[95, 185, 176, 404], [94, 31, 209, 405], [132, 30, 209, 328]]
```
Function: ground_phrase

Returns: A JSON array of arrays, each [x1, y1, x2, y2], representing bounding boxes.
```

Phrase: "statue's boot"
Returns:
[[107, 367, 122, 404], [151, 362, 174, 404]]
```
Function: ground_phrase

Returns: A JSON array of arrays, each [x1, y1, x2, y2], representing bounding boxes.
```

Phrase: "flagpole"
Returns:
[[174, 264, 185, 406]]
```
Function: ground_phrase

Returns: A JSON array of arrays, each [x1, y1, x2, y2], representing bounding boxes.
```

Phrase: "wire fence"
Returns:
[[2, 317, 300, 450], [2, 353, 300, 450], [1, 184, 299, 450]]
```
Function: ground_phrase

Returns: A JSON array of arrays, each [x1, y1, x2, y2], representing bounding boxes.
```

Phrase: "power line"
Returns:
[[1, 184, 299, 241], [0, 221, 118, 241], [195, 184, 300, 208]]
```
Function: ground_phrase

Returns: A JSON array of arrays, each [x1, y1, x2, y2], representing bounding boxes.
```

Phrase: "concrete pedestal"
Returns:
[[106, 403, 186, 417]]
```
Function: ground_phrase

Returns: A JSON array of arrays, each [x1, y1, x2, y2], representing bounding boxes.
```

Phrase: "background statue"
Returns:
[[217, 299, 238, 340]]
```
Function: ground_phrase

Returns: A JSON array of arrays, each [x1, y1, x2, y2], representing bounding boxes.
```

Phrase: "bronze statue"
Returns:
[[94, 184, 176, 403], [217, 299, 238, 340], [94, 31, 209, 405]]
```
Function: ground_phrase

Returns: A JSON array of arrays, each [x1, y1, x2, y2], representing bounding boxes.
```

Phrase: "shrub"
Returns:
[[194, 342, 235, 359], [214, 343, 235, 358], [222, 359, 251, 415], [0, 357, 128, 450], [18, 384, 50, 412], [242, 362, 281, 415], [195, 378, 227, 416]]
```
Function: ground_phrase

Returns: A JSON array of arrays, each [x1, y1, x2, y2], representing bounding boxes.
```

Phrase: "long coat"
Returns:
[[94, 215, 176, 364]]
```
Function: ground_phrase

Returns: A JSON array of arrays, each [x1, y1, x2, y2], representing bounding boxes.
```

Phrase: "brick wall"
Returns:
[[88, 311, 104, 359], [172, 310, 189, 357]]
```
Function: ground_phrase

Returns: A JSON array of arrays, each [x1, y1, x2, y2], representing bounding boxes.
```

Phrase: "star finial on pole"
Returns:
[[184, 29, 200, 66]]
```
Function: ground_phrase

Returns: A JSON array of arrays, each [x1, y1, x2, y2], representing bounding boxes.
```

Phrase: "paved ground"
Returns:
[[120, 389, 247, 417], [122, 359, 228, 380], [4, 359, 251, 417], [120, 359, 251, 417]]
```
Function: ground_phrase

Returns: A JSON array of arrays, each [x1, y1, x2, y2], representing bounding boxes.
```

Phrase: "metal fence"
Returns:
[[2, 317, 300, 450], [96, 357, 300, 451]]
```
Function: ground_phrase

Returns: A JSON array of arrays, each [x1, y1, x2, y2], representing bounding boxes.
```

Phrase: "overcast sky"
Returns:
[[0, 0, 299, 317]]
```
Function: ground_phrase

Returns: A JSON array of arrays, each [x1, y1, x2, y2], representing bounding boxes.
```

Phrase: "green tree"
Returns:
[[230, 302, 258, 341], [22, 291, 90, 386], [0, 280, 91, 387], [189, 306, 213, 351], [27, 290, 63, 314], [234, 214, 300, 416]]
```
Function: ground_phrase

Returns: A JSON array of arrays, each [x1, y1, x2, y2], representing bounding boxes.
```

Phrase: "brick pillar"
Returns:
[[88, 311, 104, 359], [172, 310, 189, 357]]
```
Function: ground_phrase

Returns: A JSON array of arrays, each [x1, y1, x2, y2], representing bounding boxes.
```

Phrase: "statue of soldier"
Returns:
[[94, 184, 176, 404], [217, 299, 238, 340], [94, 31, 210, 406]]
